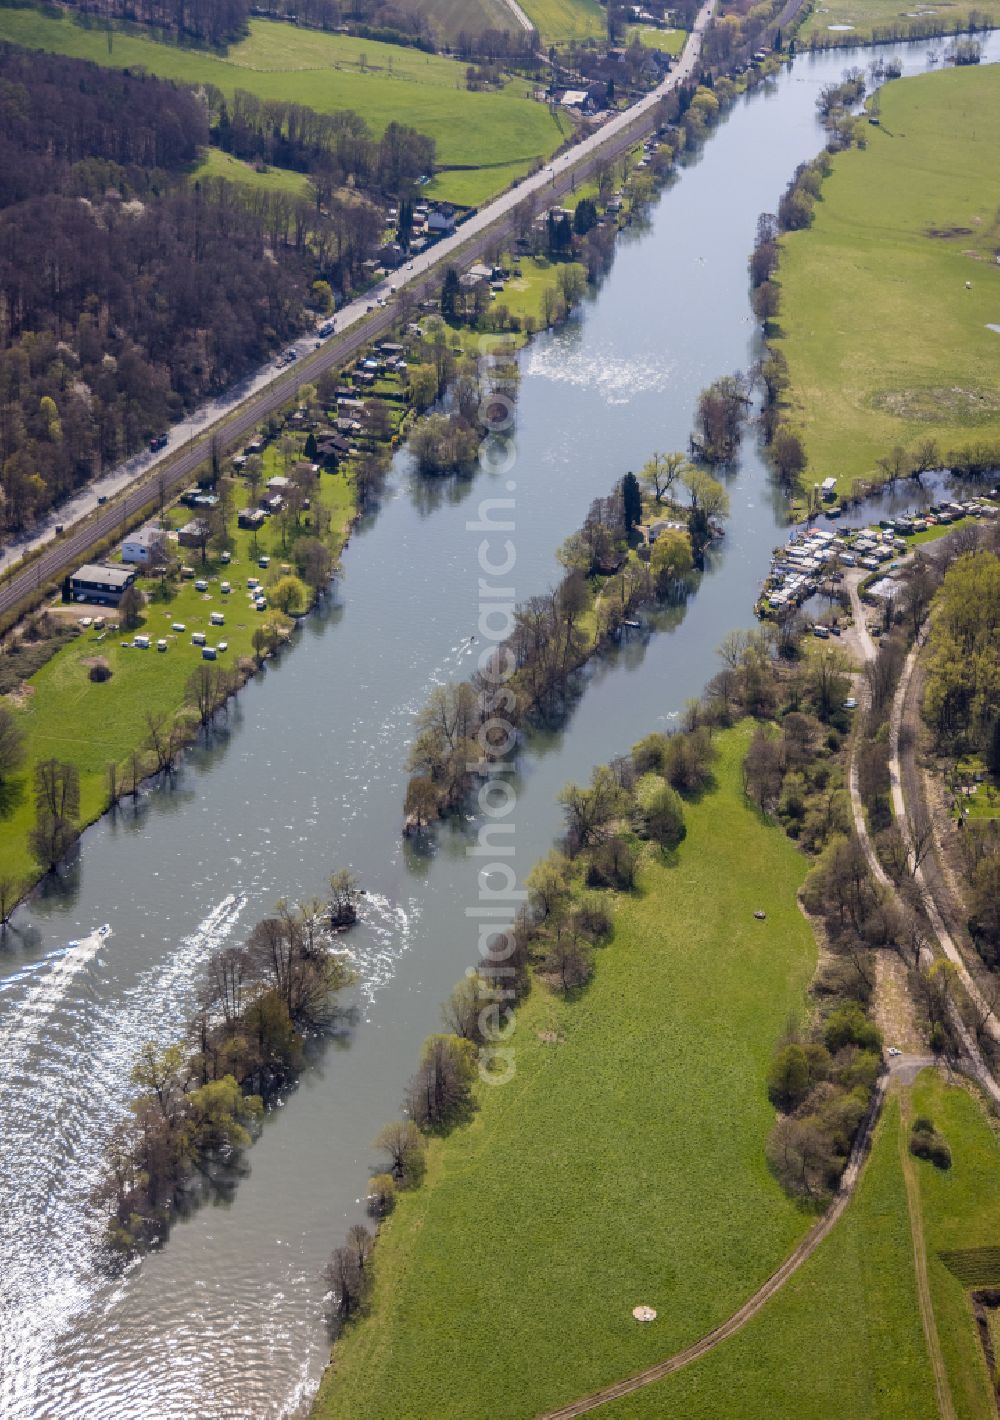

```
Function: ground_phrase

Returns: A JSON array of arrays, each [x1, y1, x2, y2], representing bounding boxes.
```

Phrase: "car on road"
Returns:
[[97, 495, 108, 505], [318, 321, 334, 337], [887, 1046, 901, 1057], [843, 697, 858, 710], [149, 433, 168, 452]]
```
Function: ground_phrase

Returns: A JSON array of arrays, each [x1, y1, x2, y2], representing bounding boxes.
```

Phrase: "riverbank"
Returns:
[[0, 80, 719, 903], [403, 472, 709, 827], [2, 40, 960, 1419], [0, 420, 361, 895], [316, 726, 818, 1420], [772, 63, 1000, 495], [797, 0, 999, 49]]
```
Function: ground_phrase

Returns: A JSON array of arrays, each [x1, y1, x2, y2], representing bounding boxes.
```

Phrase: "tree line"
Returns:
[[324, 722, 714, 1324], [209, 89, 434, 197], [66, 0, 255, 45], [64, 0, 541, 57], [402, 475, 706, 828], [97, 883, 358, 1251], [756, 140, 1000, 495], [0, 44, 435, 535], [921, 541, 1000, 980]]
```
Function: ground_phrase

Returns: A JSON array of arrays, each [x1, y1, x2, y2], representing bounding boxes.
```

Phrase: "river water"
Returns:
[[2, 35, 997, 1420]]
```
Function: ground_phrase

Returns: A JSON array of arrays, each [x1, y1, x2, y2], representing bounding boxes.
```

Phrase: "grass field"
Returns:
[[605, 1094, 939, 1420], [775, 65, 1000, 493], [518, 0, 607, 41], [315, 727, 819, 1420], [605, 1072, 1000, 1420], [0, 11, 569, 202], [425, 158, 540, 206], [389, 0, 519, 43], [0, 452, 356, 891], [628, 23, 687, 53], [799, 0, 1000, 43], [911, 1071, 1000, 1420], [192, 146, 312, 197]]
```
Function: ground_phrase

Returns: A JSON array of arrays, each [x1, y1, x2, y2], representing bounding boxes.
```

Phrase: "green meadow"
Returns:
[[775, 65, 1000, 491], [315, 727, 819, 1420], [606, 1072, 1000, 1420], [629, 23, 687, 53], [518, 0, 606, 41], [390, 0, 518, 43], [800, 0, 1000, 44], [605, 1094, 939, 1420], [911, 1071, 1000, 1420], [0, 450, 356, 891], [193, 145, 312, 197], [0, 11, 570, 201]]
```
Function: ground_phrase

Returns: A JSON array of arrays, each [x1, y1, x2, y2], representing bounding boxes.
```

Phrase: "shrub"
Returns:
[[636, 776, 686, 851], [823, 1001, 882, 1054], [662, 727, 716, 795], [585, 835, 639, 891], [366, 1173, 397, 1219], [118, 585, 144, 631], [571, 895, 613, 945], [374, 1120, 426, 1187], [543, 933, 593, 994], [406, 1034, 477, 1130], [632, 731, 670, 775], [768, 1043, 811, 1111], [909, 1119, 952, 1170], [88, 657, 112, 683]]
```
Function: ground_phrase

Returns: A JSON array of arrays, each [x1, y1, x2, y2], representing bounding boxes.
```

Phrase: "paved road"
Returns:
[[0, 0, 716, 619]]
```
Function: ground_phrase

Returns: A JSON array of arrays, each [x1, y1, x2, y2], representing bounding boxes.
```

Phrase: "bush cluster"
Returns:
[[98, 889, 356, 1252], [909, 1116, 952, 1170]]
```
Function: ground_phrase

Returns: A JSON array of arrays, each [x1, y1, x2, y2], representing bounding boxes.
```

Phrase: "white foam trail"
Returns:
[[527, 343, 675, 405], [0, 926, 110, 1070], [0, 898, 247, 1419], [346, 891, 419, 1011]]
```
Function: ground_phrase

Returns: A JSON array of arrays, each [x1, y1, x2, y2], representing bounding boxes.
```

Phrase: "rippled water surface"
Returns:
[[3, 34, 998, 1419]]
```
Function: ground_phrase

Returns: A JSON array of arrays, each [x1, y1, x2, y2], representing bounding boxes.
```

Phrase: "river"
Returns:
[[2, 33, 997, 1420]]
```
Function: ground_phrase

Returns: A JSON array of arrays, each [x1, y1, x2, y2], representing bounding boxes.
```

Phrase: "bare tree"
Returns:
[[373, 1120, 426, 1186], [0, 875, 19, 926]]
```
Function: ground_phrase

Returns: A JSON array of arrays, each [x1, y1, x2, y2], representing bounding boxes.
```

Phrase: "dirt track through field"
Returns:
[[536, 1073, 890, 1419], [898, 1093, 957, 1420]]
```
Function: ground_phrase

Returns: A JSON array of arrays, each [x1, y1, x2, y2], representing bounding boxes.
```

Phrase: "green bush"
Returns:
[[824, 1001, 882, 1054], [909, 1118, 952, 1170]]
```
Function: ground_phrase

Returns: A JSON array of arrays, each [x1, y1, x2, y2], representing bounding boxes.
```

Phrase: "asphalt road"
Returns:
[[0, 0, 716, 620]]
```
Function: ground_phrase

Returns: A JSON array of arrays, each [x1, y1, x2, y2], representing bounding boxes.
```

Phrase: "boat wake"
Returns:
[[0, 895, 246, 1419], [0, 925, 111, 1075]]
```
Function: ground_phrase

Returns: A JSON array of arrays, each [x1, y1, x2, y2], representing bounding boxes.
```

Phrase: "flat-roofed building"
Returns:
[[69, 563, 136, 605]]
